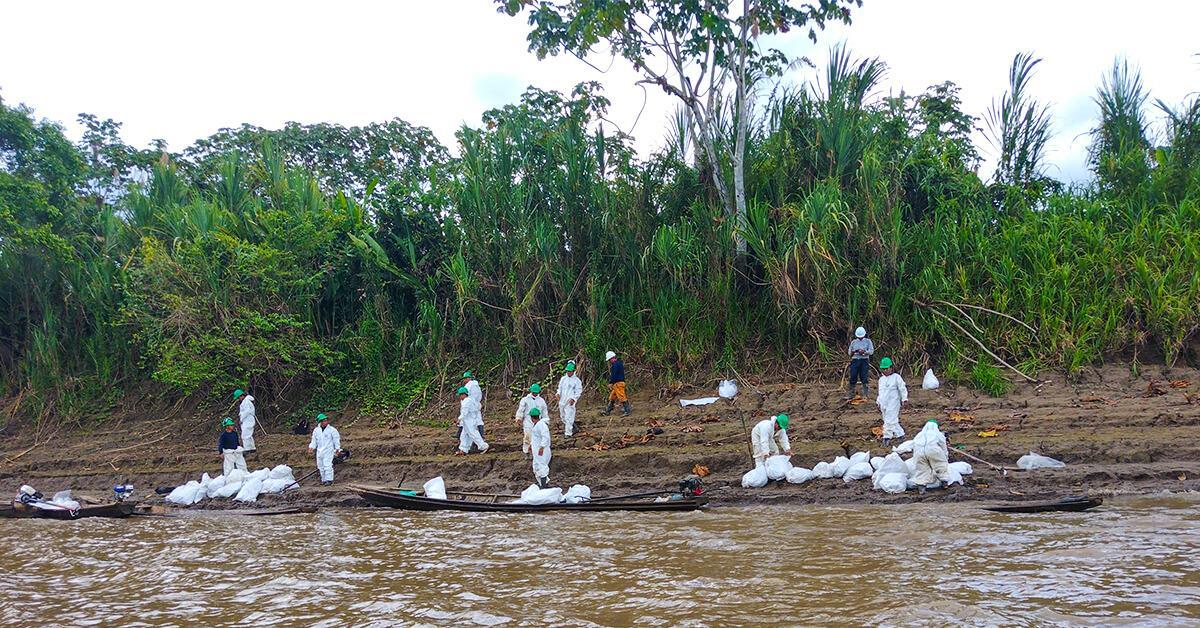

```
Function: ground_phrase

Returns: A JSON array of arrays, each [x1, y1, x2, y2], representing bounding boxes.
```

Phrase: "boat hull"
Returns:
[[1, 501, 135, 520], [353, 485, 707, 513], [982, 496, 1102, 513]]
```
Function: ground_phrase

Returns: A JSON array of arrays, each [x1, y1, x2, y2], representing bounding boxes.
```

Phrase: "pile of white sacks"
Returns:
[[165, 465, 297, 505], [419, 476, 592, 505], [741, 449, 974, 494]]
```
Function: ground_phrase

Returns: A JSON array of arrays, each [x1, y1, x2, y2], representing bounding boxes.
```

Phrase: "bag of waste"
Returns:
[[904, 457, 918, 476], [268, 465, 293, 480], [948, 461, 973, 476], [1017, 451, 1065, 470], [829, 456, 851, 478], [892, 439, 915, 454], [877, 472, 909, 494], [166, 481, 203, 505], [213, 481, 243, 499], [225, 469, 248, 486], [234, 478, 264, 503], [260, 477, 294, 494], [785, 467, 813, 484], [849, 452, 871, 467], [870, 456, 885, 471], [764, 455, 793, 481], [872, 453, 910, 489], [50, 490, 81, 511], [923, 369, 940, 390], [680, 396, 719, 407], [843, 462, 874, 482], [247, 468, 271, 483], [205, 475, 227, 498], [718, 379, 739, 399], [811, 461, 834, 479], [563, 485, 591, 503], [517, 484, 563, 505], [741, 466, 769, 488], [944, 466, 965, 486], [423, 476, 447, 500]]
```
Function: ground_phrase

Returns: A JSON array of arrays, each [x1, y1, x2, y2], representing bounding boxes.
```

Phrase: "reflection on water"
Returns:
[[2, 496, 1198, 625]]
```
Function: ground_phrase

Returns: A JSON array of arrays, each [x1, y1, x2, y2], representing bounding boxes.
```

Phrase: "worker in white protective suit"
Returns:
[[217, 417, 247, 475], [750, 414, 793, 468], [457, 371, 485, 444], [875, 357, 908, 445], [910, 419, 952, 492], [556, 361, 583, 437], [528, 408, 552, 487], [233, 389, 257, 453], [455, 386, 489, 455], [515, 383, 549, 457], [308, 413, 342, 486]]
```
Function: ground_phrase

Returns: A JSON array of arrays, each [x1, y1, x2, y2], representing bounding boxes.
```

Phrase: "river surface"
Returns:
[[2, 496, 1198, 626]]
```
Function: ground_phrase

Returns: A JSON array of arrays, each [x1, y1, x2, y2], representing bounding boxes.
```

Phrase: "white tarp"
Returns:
[[1017, 452, 1066, 470], [679, 396, 720, 407]]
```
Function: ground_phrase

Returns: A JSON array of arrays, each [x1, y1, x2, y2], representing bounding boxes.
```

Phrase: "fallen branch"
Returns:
[[935, 300, 1038, 336], [2, 440, 41, 465], [928, 307, 1036, 383]]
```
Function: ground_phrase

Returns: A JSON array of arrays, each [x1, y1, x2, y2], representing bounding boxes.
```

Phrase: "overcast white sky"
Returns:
[[2, 1, 1197, 183]]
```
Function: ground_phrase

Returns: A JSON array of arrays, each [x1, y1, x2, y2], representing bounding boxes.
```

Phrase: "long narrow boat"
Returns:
[[352, 484, 708, 513], [982, 496, 1102, 514], [1, 500, 135, 520]]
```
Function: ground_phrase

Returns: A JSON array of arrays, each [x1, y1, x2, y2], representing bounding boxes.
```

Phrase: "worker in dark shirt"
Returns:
[[217, 417, 247, 475], [603, 351, 631, 416]]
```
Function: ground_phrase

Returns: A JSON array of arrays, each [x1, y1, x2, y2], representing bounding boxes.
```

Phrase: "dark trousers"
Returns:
[[849, 359, 870, 387]]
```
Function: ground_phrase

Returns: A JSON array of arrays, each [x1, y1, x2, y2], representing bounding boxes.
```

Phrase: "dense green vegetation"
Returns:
[[1, 46, 1198, 425]]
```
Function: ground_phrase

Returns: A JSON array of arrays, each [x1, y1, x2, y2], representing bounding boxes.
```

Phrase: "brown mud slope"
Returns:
[[2, 365, 1198, 509]]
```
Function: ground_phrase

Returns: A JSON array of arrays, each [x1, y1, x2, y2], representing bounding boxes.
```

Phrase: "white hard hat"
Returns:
[[605, 351, 616, 361], [855, 326, 866, 338]]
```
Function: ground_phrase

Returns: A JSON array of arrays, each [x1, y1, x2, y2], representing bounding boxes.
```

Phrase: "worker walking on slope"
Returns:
[[750, 414, 793, 468], [603, 351, 631, 416], [845, 327, 874, 399], [529, 408, 552, 488], [308, 413, 342, 486], [876, 357, 909, 445], [458, 371, 485, 444], [455, 386, 489, 455], [233, 389, 257, 453], [908, 419, 952, 493], [218, 418, 247, 475], [556, 361, 583, 437], [515, 384, 549, 457]]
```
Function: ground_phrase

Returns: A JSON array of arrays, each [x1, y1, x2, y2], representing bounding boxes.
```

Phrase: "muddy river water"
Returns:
[[2, 496, 1197, 626]]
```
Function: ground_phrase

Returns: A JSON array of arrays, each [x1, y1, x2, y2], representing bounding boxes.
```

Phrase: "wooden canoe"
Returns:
[[982, 496, 1102, 513], [352, 484, 708, 513], [1, 500, 135, 520]]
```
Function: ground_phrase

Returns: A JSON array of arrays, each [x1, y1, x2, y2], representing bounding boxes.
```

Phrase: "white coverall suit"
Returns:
[[239, 395, 257, 451], [515, 394, 549, 454], [309, 424, 341, 483], [457, 396, 488, 453], [750, 418, 791, 469], [529, 418, 552, 483], [876, 373, 909, 440], [556, 374, 582, 437], [222, 447, 247, 476], [910, 422, 952, 487], [464, 379, 482, 404]]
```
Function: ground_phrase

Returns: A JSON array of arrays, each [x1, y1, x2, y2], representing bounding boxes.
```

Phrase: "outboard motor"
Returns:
[[113, 484, 135, 502], [17, 485, 43, 505]]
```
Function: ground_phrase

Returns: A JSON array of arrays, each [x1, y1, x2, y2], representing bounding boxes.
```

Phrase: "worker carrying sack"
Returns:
[[923, 369, 940, 390]]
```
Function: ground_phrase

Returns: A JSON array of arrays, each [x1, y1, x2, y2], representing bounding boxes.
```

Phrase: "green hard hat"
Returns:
[[928, 418, 939, 425], [222, 417, 235, 427], [775, 413, 790, 429], [233, 389, 244, 399], [529, 408, 541, 417], [880, 357, 893, 369], [462, 371, 472, 379], [565, 362, 576, 372], [317, 413, 328, 422], [530, 383, 541, 394], [457, 386, 469, 395]]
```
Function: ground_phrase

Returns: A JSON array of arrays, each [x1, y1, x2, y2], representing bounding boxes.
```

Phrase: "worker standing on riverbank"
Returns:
[[308, 413, 342, 486], [218, 418, 247, 475], [529, 408, 552, 487], [556, 361, 583, 437], [604, 351, 631, 416], [456, 386, 489, 455], [750, 414, 792, 468], [845, 327, 874, 399], [459, 371, 484, 443], [234, 389, 257, 453], [515, 384, 549, 457], [876, 357, 909, 445]]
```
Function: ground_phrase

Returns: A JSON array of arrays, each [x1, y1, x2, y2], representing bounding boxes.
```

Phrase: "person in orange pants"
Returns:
[[603, 351, 631, 416]]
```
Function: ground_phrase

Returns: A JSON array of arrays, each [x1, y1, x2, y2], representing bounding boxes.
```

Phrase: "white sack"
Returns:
[[213, 481, 243, 499], [904, 457, 918, 476], [948, 461, 973, 476], [923, 369, 940, 390], [944, 466, 965, 486], [166, 481, 202, 505], [50, 490, 81, 511], [718, 379, 739, 399], [423, 476, 447, 500], [741, 466, 769, 488], [224, 469, 248, 485], [205, 475, 227, 498], [1017, 452, 1065, 470], [870, 456, 885, 471], [269, 465, 293, 480], [849, 452, 871, 467], [893, 439, 915, 454], [877, 472, 909, 494], [811, 461, 835, 479], [247, 468, 271, 482], [234, 478, 264, 503], [517, 484, 563, 505], [260, 478, 295, 494], [785, 467, 813, 484], [563, 485, 591, 503], [829, 456, 851, 478], [764, 455, 793, 481], [680, 396, 720, 407], [843, 462, 874, 482]]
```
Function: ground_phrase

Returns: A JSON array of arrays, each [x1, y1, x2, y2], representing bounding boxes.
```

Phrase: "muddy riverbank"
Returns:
[[2, 365, 1198, 509]]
